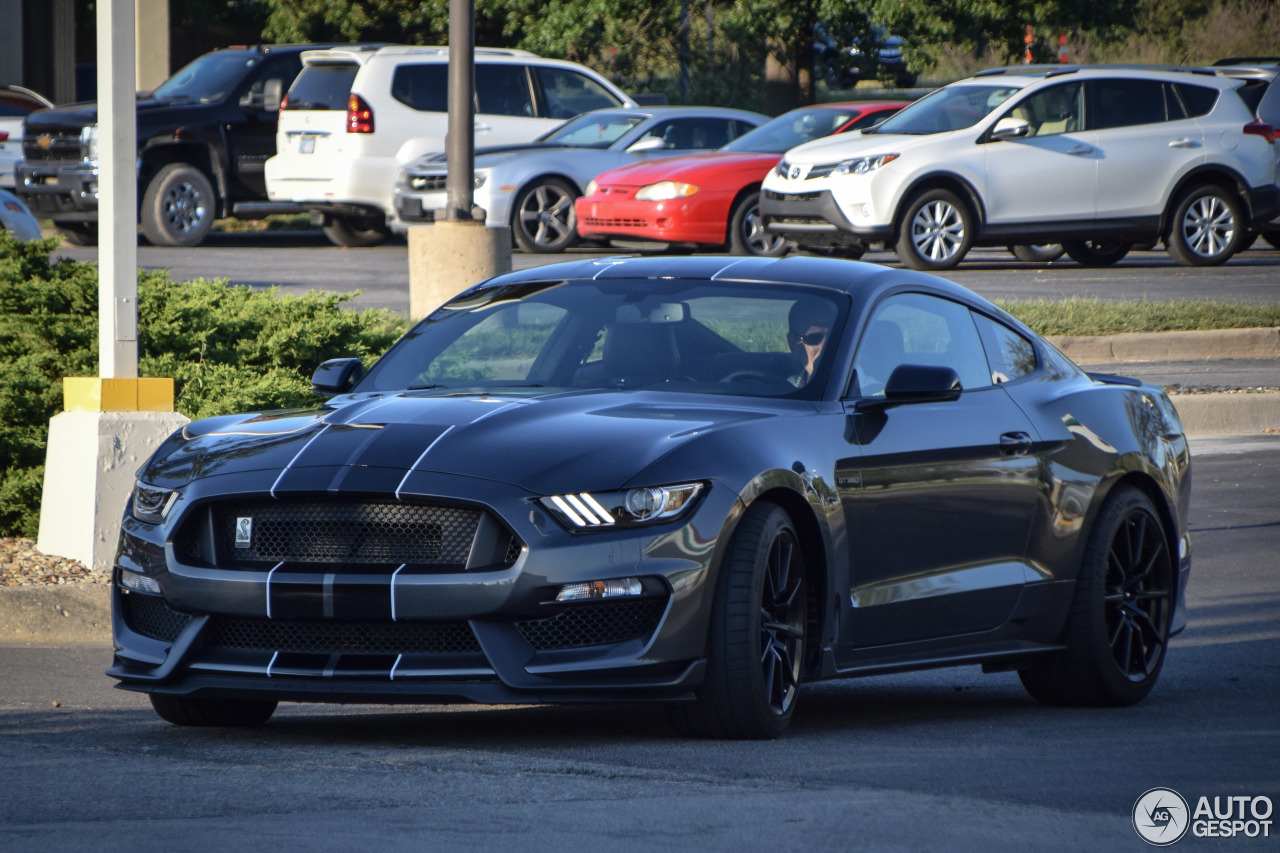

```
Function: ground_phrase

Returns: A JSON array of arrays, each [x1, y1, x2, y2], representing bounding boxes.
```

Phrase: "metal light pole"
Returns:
[[445, 0, 475, 222]]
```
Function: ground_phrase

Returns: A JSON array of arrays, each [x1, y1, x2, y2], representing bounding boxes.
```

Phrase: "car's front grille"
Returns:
[[204, 616, 482, 654], [122, 592, 192, 642], [580, 217, 650, 229], [407, 175, 447, 191], [764, 190, 821, 202], [516, 599, 666, 651], [22, 129, 85, 163], [200, 499, 508, 571]]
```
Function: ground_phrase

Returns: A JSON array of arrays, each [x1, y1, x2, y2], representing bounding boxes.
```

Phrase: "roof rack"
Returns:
[[974, 63, 1216, 78]]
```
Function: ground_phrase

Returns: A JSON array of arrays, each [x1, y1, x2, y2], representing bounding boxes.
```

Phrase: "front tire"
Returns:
[[728, 191, 787, 257], [150, 694, 278, 727], [1019, 485, 1174, 707], [1165, 183, 1244, 267], [512, 178, 579, 253], [141, 163, 216, 247], [667, 502, 807, 739], [895, 188, 973, 270], [322, 214, 391, 248], [1063, 240, 1132, 267]]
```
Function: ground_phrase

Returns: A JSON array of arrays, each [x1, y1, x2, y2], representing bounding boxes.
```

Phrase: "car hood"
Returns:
[[142, 389, 780, 495], [21, 98, 201, 129], [780, 129, 946, 165], [406, 143, 585, 172], [595, 152, 779, 187]]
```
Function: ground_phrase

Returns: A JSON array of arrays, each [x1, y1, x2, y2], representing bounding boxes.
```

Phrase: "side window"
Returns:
[[972, 313, 1037, 384], [1005, 82, 1083, 137], [632, 118, 737, 150], [391, 64, 448, 112], [847, 108, 896, 130], [1163, 83, 1188, 121], [1088, 79, 1169, 130], [852, 293, 991, 397], [422, 303, 566, 384], [1176, 83, 1220, 118], [475, 64, 534, 117], [534, 67, 622, 119]]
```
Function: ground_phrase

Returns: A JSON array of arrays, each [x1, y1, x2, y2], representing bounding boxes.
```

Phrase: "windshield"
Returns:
[[153, 51, 258, 103], [541, 112, 646, 148], [872, 83, 1021, 134], [358, 278, 847, 400], [721, 106, 857, 153]]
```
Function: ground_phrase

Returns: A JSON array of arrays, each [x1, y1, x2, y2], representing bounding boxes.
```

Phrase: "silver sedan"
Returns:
[[393, 106, 767, 252]]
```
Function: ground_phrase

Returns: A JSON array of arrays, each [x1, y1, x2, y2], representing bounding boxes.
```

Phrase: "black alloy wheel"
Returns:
[[150, 693, 278, 727], [728, 191, 787, 257], [512, 177, 580, 253], [1020, 485, 1174, 706], [1062, 240, 1132, 267], [668, 502, 807, 739]]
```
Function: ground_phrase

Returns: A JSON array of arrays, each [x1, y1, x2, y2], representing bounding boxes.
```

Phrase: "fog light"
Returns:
[[556, 578, 643, 602], [118, 569, 161, 595]]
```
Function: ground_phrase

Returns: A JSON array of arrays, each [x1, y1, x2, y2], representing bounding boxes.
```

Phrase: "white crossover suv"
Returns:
[[760, 65, 1279, 269], [265, 45, 636, 246]]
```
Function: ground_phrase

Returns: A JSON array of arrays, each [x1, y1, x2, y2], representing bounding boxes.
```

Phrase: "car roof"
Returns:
[[971, 64, 1237, 88], [301, 45, 544, 67]]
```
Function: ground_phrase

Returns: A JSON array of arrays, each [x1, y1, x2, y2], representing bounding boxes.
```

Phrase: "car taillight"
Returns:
[[347, 94, 374, 133], [1244, 120, 1275, 144], [279, 92, 289, 112], [0, 131, 8, 141]]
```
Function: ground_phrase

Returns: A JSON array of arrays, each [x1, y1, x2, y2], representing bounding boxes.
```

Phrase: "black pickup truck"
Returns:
[[16, 44, 317, 247]]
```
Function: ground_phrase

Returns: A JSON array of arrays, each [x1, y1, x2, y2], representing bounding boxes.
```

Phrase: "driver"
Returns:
[[788, 300, 837, 387]]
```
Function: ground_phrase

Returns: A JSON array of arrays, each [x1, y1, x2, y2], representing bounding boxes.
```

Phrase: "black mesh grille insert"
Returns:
[[516, 599, 666, 651], [204, 617, 481, 654], [122, 593, 191, 642], [210, 500, 482, 567]]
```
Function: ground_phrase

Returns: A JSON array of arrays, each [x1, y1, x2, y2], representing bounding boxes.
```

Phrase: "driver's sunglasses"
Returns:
[[792, 330, 827, 346]]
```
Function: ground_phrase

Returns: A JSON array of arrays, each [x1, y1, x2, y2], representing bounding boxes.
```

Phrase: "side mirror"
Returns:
[[855, 364, 961, 412], [311, 358, 364, 397], [626, 136, 667, 153], [990, 116, 1031, 141], [262, 79, 283, 113]]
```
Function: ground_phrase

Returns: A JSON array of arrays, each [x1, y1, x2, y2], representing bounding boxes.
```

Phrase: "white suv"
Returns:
[[265, 45, 636, 246], [760, 66, 1279, 268]]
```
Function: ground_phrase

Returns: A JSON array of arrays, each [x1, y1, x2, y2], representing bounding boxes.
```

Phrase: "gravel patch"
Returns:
[[0, 538, 107, 588]]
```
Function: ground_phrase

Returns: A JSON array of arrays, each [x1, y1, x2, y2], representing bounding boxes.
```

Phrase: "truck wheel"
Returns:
[[141, 164, 216, 247], [322, 214, 391, 247], [54, 221, 99, 246]]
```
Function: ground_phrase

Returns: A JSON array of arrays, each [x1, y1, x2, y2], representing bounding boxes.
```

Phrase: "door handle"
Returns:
[[1066, 145, 1093, 156], [474, 122, 492, 133], [1168, 138, 1201, 149], [1000, 432, 1034, 456]]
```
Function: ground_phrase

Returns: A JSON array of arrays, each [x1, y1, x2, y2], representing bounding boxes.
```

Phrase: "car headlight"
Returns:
[[82, 125, 99, 165], [540, 482, 704, 530], [833, 153, 899, 176], [131, 482, 178, 524], [634, 181, 699, 202], [584, 179, 598, 197]]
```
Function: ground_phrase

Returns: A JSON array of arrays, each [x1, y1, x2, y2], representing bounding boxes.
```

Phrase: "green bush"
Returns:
[[0, 232, 408, 536]]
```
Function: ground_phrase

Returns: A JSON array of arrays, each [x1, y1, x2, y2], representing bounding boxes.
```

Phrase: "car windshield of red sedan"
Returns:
[[358, 278, 847, 399], [540, 112, 646, 148], [720, 106, 859, 153]]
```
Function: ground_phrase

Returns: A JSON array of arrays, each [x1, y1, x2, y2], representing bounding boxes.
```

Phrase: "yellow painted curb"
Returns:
[[63, 377, 174, 412]]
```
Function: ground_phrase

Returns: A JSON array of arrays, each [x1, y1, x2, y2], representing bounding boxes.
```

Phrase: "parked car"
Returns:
[[0, 84, 54, 189], [575, 101, 903, 257], [1214, 61, 1280, 249], [265, 45, 637, 247], [760, 65, 1279, 269], [815, 22, 916, 89], [16, 45, 326, 247], [0, 187, 41, 241], [109, 254, 1191, 739], [394, 106, 765, 252]]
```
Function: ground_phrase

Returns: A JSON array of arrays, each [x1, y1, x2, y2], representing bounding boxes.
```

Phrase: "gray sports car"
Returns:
[[392, 106, 766, 252], [110, 256, 1191, 739]]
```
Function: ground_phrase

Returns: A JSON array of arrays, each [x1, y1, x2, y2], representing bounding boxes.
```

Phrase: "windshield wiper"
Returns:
[[407, 383, 446, 391]]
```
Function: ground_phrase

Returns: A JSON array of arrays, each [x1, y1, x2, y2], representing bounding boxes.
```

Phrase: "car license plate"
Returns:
[[299, 136, 315, 154]]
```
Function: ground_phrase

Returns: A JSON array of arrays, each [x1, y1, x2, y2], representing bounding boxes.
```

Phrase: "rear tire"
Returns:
[[1263, 231, 1280, 250], [1063, 240, 1131, 267], [895, 188, 973, 270], [1019, 486, 1173, 707], [1008, 243, 1064, 263], [141, 163, 216, 247], [1165, 183, 1244, 267], [322, 214, 391, 248], [667, 502, 807, 739], [149, 694, 278, 727], [728, 191, 787, 257]]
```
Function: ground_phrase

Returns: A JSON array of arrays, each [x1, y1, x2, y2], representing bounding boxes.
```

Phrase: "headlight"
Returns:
[[634, 181, 699, 202], [584, 179, 598, 197], [82, 125, 99, 164], [541, 482, 704, 530], [131, 482, 177, 524], [833, 153, 899, 176]]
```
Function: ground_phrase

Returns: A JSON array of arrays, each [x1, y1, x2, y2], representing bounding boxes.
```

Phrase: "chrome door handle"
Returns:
[[474, 122, 492, 132], [1168, 138, 1201, 148], [1066, 145, 1093, 156], [1000, 432, 1034, 456]]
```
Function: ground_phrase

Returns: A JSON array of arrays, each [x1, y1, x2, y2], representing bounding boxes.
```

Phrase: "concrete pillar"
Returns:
[[134, 0, 170, 91], [408, 222, 513, 320]]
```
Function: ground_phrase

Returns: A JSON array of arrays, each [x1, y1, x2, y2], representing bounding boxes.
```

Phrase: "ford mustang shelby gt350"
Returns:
[[110, 255, 1191, 738]]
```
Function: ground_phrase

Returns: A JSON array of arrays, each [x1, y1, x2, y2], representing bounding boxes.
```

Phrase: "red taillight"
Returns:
[[347, 94, 374, 133], [279, 92, 289, 113], [1244, 120, 1276, 144], [0, 131, 8, 141]]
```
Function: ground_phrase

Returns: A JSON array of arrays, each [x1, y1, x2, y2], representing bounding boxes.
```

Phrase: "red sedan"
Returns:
[[575, 101, 905, 256]]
